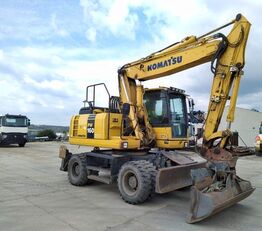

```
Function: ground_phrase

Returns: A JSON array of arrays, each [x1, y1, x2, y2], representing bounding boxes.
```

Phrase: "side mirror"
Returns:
[[188, 98, 195, 110], [122, 103, 130, 116], [27, 119, 31, 126], [188, 99, 191, 108], [192, 99, 195, 107]]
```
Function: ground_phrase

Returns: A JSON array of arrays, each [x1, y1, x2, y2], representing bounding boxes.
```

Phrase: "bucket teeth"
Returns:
[[187, 165, 255, 223]]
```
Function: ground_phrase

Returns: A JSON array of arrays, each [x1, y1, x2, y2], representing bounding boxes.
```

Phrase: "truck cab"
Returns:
[[0, 114, 30, 147]]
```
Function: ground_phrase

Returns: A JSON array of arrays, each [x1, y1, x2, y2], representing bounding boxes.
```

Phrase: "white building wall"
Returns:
[[219, 107, 262, 147]]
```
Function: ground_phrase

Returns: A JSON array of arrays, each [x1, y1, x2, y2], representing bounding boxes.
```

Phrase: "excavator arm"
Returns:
[[118, 14, 250, 152]]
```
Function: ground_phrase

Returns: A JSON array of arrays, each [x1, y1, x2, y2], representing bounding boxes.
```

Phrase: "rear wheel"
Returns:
[[68, 154, 92, 186], [118, 160, 156, 204]]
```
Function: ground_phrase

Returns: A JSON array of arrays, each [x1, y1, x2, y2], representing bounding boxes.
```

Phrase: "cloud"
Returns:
[[79, 0, 212, 44], [0, 43, 125, 125], [0, 0, 261, 125], [85, 28, 97, 42], [23, 76, 65, 91], [50, 13, 68, 37], [80, 0, 140, 42], [238, 91, 262, 111], [0, 49, 4, 60]]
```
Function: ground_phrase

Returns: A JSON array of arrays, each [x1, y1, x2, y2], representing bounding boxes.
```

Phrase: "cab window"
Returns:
[[169, 94, 187, 137], [144, 91, 169, 125]]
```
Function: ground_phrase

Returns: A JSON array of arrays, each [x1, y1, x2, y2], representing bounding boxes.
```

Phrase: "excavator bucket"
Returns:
[[187, 164, 255, 223]]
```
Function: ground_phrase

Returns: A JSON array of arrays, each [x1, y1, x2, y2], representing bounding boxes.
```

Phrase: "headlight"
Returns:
[[2, 134, 7, 139], [23, 135, 27, 138]]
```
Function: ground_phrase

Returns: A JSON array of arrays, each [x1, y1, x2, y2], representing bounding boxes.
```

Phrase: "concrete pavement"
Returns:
[[0, 142, 262, 231]]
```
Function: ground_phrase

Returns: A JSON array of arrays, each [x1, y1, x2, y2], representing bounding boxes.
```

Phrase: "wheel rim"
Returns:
[[122, 170, 139, 196], [72, 162, 80, 177]]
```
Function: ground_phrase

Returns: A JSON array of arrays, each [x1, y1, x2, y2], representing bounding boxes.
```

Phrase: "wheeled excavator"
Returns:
[[59, 14, 254, 223]]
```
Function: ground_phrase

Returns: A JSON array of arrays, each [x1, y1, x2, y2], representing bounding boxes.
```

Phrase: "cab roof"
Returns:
[[144, 86, 186, 95]]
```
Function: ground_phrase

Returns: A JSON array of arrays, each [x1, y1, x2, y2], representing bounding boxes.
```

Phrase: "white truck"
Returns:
[[0, 114, 30, 147]]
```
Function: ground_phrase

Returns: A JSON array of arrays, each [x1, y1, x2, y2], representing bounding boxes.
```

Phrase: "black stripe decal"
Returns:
[[87, 114, 96, 139]]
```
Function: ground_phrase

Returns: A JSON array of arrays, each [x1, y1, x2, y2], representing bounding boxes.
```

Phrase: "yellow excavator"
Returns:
[[59, 14, 254, 223]]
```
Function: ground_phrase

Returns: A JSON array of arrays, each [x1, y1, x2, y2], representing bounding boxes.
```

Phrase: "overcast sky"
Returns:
[[0, 0, 261, 125]]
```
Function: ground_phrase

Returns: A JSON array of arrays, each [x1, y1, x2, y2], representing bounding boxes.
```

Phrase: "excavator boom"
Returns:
[[118, 14, 251, 150]]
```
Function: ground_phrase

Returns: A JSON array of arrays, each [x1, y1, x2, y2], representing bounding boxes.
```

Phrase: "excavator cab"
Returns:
[[144, 87, 189, 149]]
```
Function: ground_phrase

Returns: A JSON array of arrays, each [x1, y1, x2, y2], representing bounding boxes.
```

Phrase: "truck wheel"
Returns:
[[68, 154, 91, 186], [118, 160, 155, 204], [18, 142, 26, 147]]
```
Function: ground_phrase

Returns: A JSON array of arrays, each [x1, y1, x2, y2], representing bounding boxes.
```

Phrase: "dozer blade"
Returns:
[[155, 151, 207, 193], [187, 167, 255, 223], [155, 161, 206, 193]]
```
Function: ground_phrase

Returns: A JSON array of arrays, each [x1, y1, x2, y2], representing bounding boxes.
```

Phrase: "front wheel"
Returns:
[[118, 160, 155, 204], [68, 154, 92, 186], [18, 142, 26, 147]]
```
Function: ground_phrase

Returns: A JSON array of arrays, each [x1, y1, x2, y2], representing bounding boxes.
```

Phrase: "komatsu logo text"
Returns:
[[147, 56, 182, 71]]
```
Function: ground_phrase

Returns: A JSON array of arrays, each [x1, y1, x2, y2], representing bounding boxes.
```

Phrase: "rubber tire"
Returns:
[[68, 154, 91, 186], [118, 160, 156, 204], [18, 142, 25, 147]]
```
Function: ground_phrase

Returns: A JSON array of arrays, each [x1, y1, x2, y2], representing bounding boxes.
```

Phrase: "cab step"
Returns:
[[87, 174, 111, 184]]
